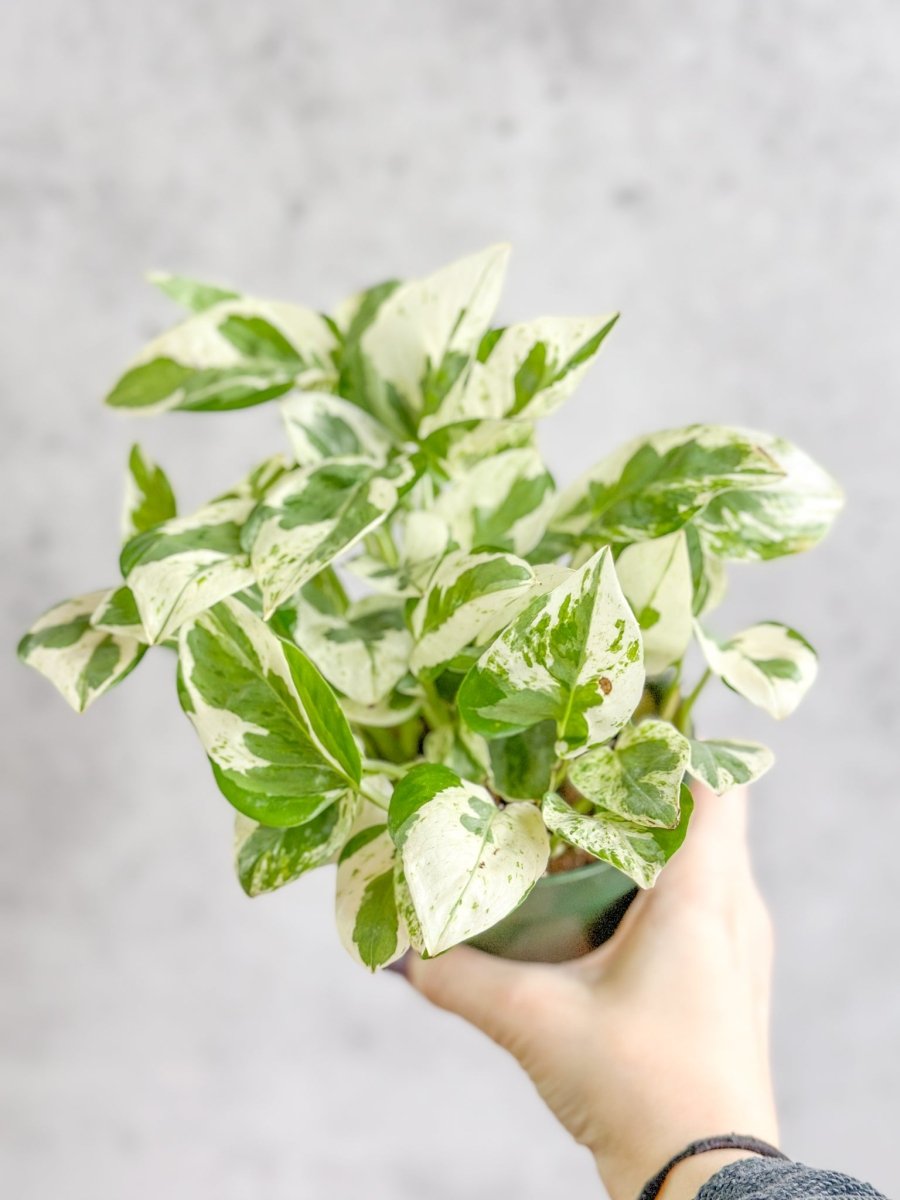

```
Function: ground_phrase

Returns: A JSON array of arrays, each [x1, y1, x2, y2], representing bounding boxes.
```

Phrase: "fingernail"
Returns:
[[385, 951, 411, 978]]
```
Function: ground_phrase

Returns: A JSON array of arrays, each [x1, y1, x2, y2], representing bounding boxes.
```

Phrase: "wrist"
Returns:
[[594, 1132, 780, 1200], [654, 1150, 762, 1200]]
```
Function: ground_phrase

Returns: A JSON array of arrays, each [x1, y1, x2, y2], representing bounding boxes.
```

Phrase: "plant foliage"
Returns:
[[18, 246, 843, 968]]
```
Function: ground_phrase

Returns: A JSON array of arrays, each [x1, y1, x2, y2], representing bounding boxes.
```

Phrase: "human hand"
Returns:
[[401, 785, 779, 1200]]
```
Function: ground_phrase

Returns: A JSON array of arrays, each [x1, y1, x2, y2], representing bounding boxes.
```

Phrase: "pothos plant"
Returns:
[[18, 245, 843, 969]]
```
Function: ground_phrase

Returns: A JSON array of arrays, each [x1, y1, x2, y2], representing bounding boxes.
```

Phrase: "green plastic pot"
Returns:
[[467, 861, 638, 963]]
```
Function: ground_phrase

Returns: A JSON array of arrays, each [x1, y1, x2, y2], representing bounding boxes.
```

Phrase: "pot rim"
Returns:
[[538, 858, 624, 889]]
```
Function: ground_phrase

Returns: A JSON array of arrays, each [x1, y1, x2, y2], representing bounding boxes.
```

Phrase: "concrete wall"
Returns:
[[3, 2, 898, 1196]]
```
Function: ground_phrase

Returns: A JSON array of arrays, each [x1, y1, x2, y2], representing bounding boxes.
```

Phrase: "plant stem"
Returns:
[[418, 676, 449, 730], [372, 523, 399, 567], [362, 759, 409, 780], [359, 780, 390, 810], [658, 662, 683, 723], [674, 668, 712, 733]]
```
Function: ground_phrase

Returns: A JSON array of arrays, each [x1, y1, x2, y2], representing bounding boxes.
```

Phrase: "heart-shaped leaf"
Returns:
[[389, 764, 550, 955], [458, 546, 645, 756], [177, 597, 360, 827], [542, 785, 694, 889], [568, 719, 690, 828], [687, 738, 775, 794], [696, 620, 817, 719], [18, 591, 146, 713]]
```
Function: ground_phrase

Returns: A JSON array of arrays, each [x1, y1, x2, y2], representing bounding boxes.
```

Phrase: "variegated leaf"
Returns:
[[696, 621, 818, 719], [331, 278, 402, 406], [694, 433, 843, 561], [389, 764, 550, 956], [409, 550, 536, 675], [615, 531, 693, 675], [234, 790, 359, 896], [542, 785, 694, 889], [121, 495, 255, 643], [420, 417, 536, 477], [279, 594, 412, 707], [458, 547, 645, 756], [359, 244, 510, 435], [420, 313, 618, 432], [393, 864, 426, 957], [121, 443, 177, 539], [336, 785, 410, 970], [281, 391, 393, 467], [177, 597, 360, 826], [433, 446, 556, 556], [89, 585, 149, 643], [687, 739, 775, 794], [149, 272, 240, 313], [568, 719, 690, 828], [488, 720, 557, 801], [554, 425, 784, 544], [105, 297, 337, 413], [685, 524, 728, 616], [213, 454, 292, 503], [18, 591, 146, 713], [245, 456, 418, 616]]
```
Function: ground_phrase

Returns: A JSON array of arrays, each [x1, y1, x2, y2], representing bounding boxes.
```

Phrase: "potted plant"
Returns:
[[18, 245, 842, 969]]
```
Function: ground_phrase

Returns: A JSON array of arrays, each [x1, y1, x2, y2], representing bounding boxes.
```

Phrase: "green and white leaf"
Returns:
[[542, 786, 694, 889], [554, 425, 784, 543], [409, 550, 536, 675], [422, 418, 536, 478], [696, 621, 818, 720], [121, 495, 256, 643], [694, 433, 843, 561], [213, 454, 292, 503], [279, 594, 412, 707], [488, 720, 557, 802], [615, 531, 693, 675], [281, 391, 393, 467], [458, 546, 645, 756], [17, 591, 146, 713], [687, 739, 775, 795], [331, 277, 401, 405], [149, 272, 240, 313], [336, 784, 410, 970], [245, 456, 418, 616], [433, 446, 556, 556], [89, 586, 149, 642], [568, 719, 690, 828], [105, 298, 337, 413], [393, 864, 426, 957], [121, 443, 177, 539], [235, 790, 359, 896], [389, 764, 550, 956], [685, 524, 728, 616], [420, 313, 618, 432], [177, 597, 360, 827], [359, 244, 510, 434]]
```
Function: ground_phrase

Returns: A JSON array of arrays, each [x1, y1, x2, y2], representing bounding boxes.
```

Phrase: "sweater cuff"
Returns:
[[696, 1156, 886, 1200]]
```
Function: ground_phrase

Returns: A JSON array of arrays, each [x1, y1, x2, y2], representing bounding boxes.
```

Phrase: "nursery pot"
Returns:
[[467, 861, 638, 963]]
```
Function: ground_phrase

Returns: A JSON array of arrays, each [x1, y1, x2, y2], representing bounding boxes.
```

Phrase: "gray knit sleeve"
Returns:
[[696, 1157, 888, 1200]]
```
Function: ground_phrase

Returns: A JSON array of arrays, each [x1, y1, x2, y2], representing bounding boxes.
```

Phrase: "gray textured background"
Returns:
[[3, 2, 899, 1197]]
